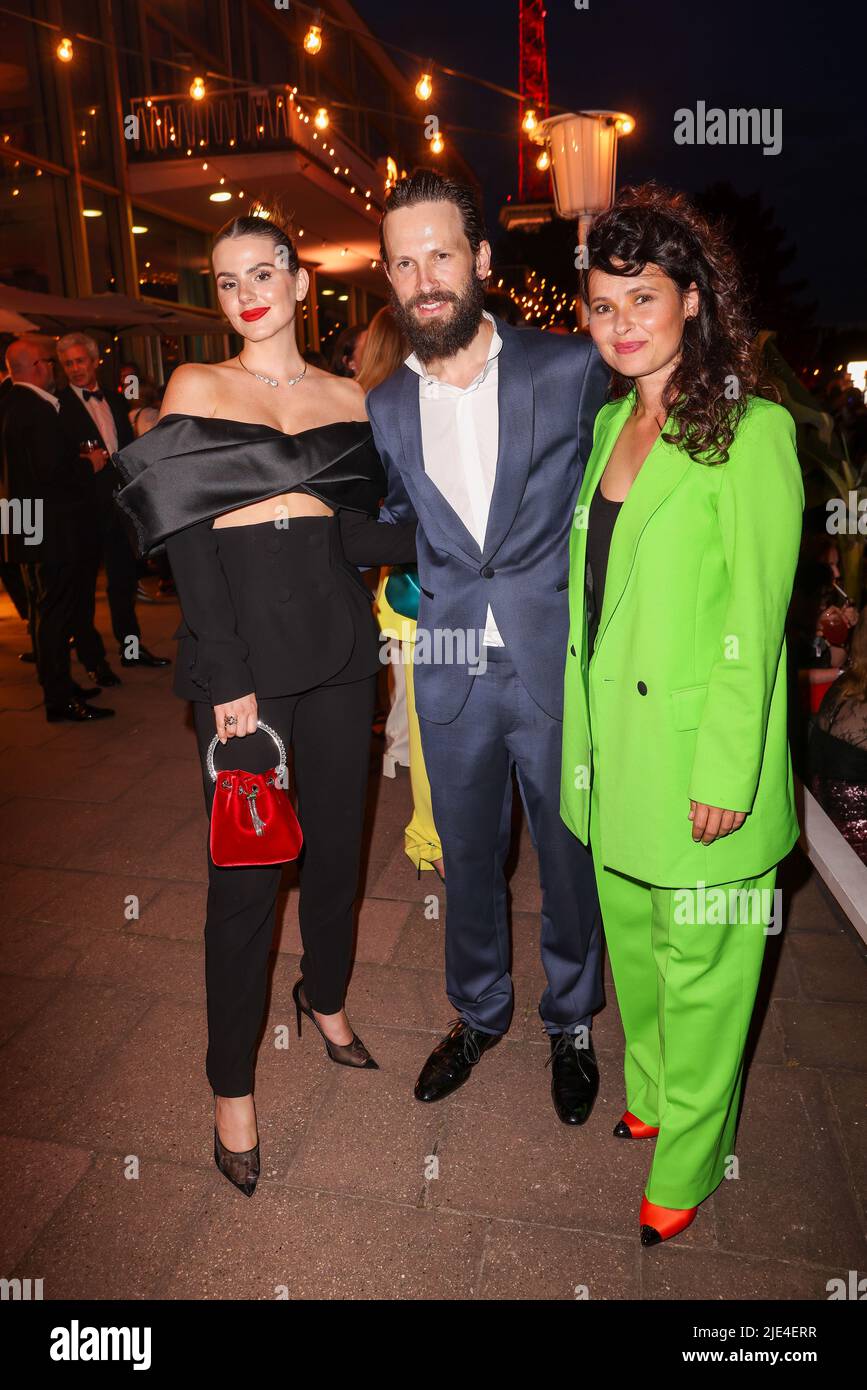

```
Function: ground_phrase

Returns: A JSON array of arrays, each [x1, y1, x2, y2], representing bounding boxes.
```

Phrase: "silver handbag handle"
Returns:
[[206, 718, 288, 783]]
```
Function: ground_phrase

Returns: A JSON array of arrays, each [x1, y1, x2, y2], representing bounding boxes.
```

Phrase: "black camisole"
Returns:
[[586, 485, 623, 659]]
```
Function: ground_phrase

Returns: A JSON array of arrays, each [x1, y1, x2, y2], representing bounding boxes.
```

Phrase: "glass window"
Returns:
[[81, 186, 124, 293], [316, 275, 354, 357], [146, 1, 224, 61], [0, 5, 64, 165], [0, 156, 69, 293], [64, 0, 114, 181], [131, 207, 216, 309]]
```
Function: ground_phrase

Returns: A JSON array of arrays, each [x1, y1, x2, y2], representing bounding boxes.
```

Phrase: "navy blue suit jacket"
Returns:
[[366, 316, 610, 723]]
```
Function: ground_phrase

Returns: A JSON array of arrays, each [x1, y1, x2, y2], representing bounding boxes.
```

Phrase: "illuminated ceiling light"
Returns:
[[131, 225, 148, 234], [522, 108, 538, 134], [303, 17, 323, 55], [82, 208, 103, 217], [370, 260, 377, 268], [219, 177, 225, 184], [209, 190, 232, 202], [202, 162, 208, 170], [56, 37, 74, 63], [321, 288, 335, 296], [430, 131, 445, 155], [333, 165, 340, 174], [11, 187, 20, 197], [189, 76, 206, 101], [536, 148, 551, 171], [314, 107, 329, 130], [415, 70, 433, 103], [338, 294, 349, 301]]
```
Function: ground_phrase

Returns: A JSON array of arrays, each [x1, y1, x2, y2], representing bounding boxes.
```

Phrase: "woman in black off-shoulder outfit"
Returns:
[[114, 213, 416, 1198]]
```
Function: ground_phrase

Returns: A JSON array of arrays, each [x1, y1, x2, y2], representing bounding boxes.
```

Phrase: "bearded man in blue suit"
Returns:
[[367, 171, 609, 1120]]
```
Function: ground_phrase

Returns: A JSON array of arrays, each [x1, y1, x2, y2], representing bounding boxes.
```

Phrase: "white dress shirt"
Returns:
[[72, 382, 117, 453], [405, 310, 504, 646], [16, 381, 60, 412]]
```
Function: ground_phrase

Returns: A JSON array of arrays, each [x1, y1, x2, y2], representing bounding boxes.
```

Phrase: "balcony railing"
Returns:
[[127, 88, 385, 214]]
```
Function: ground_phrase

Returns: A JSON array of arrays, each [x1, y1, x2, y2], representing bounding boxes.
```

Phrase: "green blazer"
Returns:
[[559, 393, 804, 887]]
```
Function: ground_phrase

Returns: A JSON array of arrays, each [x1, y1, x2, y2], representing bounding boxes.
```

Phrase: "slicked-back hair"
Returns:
[[380, 169, 487, 266], [212, 212, 300, 274]]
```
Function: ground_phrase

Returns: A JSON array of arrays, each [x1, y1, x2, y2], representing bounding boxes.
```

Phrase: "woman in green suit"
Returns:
[[560, 185, 804, 1245]]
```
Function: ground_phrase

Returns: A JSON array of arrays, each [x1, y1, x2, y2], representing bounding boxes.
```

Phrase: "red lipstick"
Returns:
[[240, 307, 270, 322], [614, 340, 647, 354]]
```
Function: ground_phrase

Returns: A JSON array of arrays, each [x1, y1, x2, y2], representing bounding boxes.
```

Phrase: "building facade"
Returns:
[[0, 0, 479, 378]]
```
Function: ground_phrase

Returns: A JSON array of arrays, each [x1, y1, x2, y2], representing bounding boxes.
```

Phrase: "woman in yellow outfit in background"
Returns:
[[357, 308, 444, 880]]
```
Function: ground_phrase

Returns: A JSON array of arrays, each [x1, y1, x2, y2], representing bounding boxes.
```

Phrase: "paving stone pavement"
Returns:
[[0, 583, 865, 1301]]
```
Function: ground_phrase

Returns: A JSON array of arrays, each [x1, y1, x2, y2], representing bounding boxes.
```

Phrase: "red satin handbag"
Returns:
[[206, 719, 303, 867]]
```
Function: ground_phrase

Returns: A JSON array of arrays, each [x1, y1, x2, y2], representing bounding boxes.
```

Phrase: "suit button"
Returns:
[[480, 566, 495, 578], [637, 680, 647, 695], [570, 645, 576, 656]]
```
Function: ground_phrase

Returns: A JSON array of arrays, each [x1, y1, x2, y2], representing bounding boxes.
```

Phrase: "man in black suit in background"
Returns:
[[57, 332, 169, 685], [0, 339, 114, 722]]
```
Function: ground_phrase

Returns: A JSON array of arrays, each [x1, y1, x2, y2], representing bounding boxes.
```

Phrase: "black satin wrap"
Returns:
[[112, 414, 387, 554]]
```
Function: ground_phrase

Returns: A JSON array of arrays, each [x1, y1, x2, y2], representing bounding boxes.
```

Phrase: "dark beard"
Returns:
[[389, 272, 487, 364]]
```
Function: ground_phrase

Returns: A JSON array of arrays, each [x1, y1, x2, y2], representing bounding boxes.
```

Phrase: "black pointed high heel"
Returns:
[[213, 1094, 260, 1197], [292, 978, 379, 1069]]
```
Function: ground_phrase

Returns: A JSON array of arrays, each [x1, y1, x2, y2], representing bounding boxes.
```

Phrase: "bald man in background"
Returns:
[[0, 340, 113, 721]]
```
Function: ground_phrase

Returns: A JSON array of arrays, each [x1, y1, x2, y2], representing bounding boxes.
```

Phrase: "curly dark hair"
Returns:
[[580, 182, 778, 463]]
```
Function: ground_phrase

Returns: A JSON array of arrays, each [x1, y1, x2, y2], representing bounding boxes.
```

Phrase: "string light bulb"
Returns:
[[314, 107, 329, 130], [536, 148, 551, 171], [415, 70, 433, 102], [522, 108, 538, 133], [189, 76, 206, 101], [303, 16, 323, 55], [56, 37, 74, 62], [430, 130, 445, 155], [615, 115, 635, 135]]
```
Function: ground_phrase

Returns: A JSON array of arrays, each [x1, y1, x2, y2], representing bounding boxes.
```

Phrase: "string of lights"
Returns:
[[0, 1, 563, 179]]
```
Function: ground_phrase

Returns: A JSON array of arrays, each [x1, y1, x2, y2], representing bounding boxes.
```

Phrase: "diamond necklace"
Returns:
[[237, 354, 307, 389]]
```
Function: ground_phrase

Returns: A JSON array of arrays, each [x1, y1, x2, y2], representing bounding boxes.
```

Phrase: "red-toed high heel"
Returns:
[[639, 1194, 697, 1246], [613, 1110, 660, 1139]]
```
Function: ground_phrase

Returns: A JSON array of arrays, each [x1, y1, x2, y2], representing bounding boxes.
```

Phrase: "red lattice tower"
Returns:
[[518, 0, 550, 203]]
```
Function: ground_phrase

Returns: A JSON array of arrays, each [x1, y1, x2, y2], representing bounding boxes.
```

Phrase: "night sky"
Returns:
[[354, 0, 865, 325]]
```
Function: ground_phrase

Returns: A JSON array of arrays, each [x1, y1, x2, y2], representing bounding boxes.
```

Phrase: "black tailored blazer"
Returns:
[[0, 385, 92, 564], [58, 385, 134, 517]]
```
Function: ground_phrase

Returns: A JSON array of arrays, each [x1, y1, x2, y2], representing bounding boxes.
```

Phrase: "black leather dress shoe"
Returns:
[[120, 645, 170, 669], [87, 660, 122, 687], [547, 1031, 599, 1125], [46, 699, 115, 722], [72, 681, 101, 700], [414, 1019, 502, 1102]]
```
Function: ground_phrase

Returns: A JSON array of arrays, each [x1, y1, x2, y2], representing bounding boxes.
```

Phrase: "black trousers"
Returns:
[[71, 510, 140, 668], [191, 673, 378, 1097], [21, 561, 77, 708]]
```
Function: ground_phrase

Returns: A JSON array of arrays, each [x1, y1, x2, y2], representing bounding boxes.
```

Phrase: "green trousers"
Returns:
[[589, 772, 775, 1208]]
